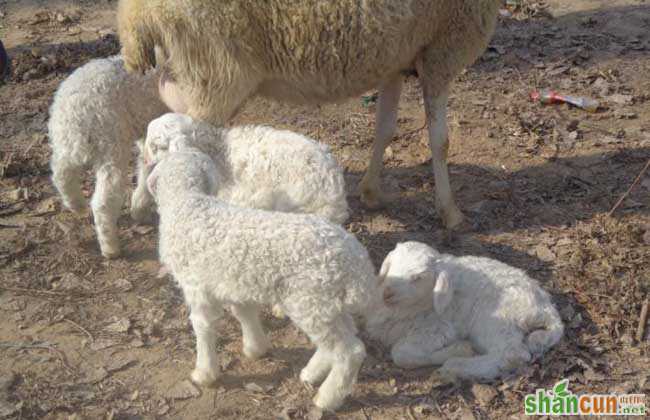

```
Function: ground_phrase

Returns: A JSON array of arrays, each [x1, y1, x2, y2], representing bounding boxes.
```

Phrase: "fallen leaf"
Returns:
[[534, 244, 556, 262], [166, 380, 201, 400], [471, 384, 497, 407], [105, 318, 131, 334]]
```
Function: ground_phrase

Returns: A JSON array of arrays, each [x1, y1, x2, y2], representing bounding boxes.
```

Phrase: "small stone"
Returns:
[[105, 318, 131, 334], [244, 382, 273, 393], [385, 146, 394, 159], [306, 407, 323, 420], [471, 384, 497, 407], [166, 380, 201, 400], [534, 244, 556, 262]]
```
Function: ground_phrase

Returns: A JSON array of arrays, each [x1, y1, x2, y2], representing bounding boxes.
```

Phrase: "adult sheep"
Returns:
[[117, 0, 503, 229]]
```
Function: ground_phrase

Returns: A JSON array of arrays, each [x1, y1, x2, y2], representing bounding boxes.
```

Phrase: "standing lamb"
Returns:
[[139, 113, 348, 224], [117, 0, 503, 229], [365, 242, 563, 381], [146, 150, 376, 411], [48, 55, 168, 258]]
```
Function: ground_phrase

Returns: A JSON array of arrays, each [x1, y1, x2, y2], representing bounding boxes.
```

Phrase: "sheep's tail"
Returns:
[[51, 153, 86, 214], [525, 307, 564, 357]]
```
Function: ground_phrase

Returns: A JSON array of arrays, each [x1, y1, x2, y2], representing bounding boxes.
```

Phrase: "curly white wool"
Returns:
[[147, 150, 376, 411], [365, 242, 564, 381]]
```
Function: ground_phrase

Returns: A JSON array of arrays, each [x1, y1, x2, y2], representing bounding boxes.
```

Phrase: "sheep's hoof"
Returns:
[[190, 368, 219, 387], [130, 208, 156, 225], [243, 340, 271, 360], [359, 186, 388, 210], [440, 206, 465, 230], [101, 246, 121, 260]]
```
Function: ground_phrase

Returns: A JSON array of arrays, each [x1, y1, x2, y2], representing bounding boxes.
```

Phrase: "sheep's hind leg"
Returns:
[[439, 345, 531, 382], [186, 289, 223, 386], [91, 163, 127, 258], [359, 74, 403, 209], [51, 158, 86, 214], [416, 57, 464, 229], [296, 315, 366, 411], [230, 303, 271, 359]]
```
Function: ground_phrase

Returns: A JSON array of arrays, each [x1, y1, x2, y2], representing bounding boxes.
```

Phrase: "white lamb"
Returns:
[[138, 113, 348, 225], [146, 150, 376, 411], [48, 55, 168, 258], [365, 242, 564, 381]]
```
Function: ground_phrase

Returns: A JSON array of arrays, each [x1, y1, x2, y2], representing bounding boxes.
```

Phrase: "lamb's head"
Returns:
[[144, 113, 197, 166], [379, 242, 453, 315], [146, 150, 219, 203]]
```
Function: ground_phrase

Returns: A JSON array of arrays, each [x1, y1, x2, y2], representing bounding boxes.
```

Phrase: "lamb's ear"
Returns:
[[378, 252, 393, 284], [433, 270, 452, 315]]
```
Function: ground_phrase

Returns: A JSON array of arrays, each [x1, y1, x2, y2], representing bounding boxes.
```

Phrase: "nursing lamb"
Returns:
[[146, 150, 376, 411]]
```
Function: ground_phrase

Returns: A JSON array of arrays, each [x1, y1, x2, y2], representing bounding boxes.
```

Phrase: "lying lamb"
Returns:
[[146, 150, 376, 411], [119, 0, 504, 229], [365, 242, 563, 381], [138, 113, 348, 225], [48, 55, 168, 258]]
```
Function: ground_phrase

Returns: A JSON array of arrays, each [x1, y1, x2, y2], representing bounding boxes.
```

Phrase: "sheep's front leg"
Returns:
[[130, 140, 156, 224], [186, 289, 223, 386], [230, 303, 271, 359], [359, 74, 403, 209], [416, 58, 464, 229], [92, 163, 128, 259]]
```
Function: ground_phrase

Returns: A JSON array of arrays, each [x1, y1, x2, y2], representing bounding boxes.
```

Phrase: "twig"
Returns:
[[636, 297, 649, 343], [608, 159, 650, 217], [0, 285, 69, 296], [63, 318, 94, 342], [406, 404, 417, 420], [0, 341, 73, 372]]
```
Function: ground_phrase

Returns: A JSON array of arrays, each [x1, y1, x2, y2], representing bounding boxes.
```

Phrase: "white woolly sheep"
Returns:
[[365, 242, 564, 381], [117, 0, 503, 229], [146, 150, 376, 411], [48, 55, 168, 258], [138, 112, 349, 225]]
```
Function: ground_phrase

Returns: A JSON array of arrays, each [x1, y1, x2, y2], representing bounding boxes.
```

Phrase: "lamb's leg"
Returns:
[[392, 339, 474, 369], [91, 163, 127, 259], [130, 141, 156, 224], [51, 157, 86, 214], [299, 346, 332, 386], [296, 315, 365, 411], [415, 58, 464, 229], [439, 345, 531, 382], [359, 74, 403, 209], [230, 303, 271, 359], [186, 289, 223, 386]]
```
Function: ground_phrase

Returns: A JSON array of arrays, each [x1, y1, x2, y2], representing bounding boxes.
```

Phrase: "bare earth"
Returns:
[[0, 0, 648, 419]]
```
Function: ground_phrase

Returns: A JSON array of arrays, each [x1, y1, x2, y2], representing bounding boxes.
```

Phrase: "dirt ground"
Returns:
[[0, 0, 649, 419]]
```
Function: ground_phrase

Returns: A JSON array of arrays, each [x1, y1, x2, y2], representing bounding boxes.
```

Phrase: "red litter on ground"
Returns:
[[531, 89, 600, 112]]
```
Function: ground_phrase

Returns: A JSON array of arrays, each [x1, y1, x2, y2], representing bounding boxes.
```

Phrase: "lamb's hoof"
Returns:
[[243, 339, 271, 360], [190, 368, 219, 387], [300, 366, 328, 386], [313, 389, 344, 413], [360, 187, 388, 210]]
